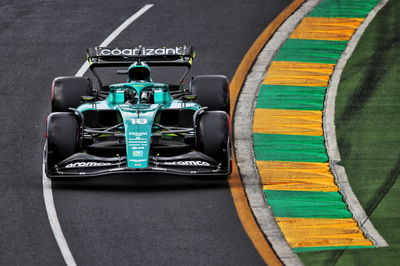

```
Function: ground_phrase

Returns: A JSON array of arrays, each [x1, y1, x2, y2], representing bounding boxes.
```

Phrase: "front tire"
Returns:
[[46, 112, 81, 168], [196, 111, 230, 166]]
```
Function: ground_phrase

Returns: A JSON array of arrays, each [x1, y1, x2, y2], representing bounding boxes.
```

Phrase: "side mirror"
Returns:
[[183, 95, 197, 101]]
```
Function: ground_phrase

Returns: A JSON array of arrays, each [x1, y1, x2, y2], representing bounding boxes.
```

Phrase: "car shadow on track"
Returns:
[[51, 174, 229, 193]]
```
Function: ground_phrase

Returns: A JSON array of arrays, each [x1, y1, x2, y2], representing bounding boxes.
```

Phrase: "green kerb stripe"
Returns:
[[308, 0, 381, 18], [264, 190, 352, 219], [294, 245, 374, 253], [256, 85, 326, 111], [274, 39, 348, 64], [253, 133, 328, 162]]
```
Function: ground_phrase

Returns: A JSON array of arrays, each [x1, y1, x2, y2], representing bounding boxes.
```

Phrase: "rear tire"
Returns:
[[46, 112, 81, 168], [196, 111, 230, 165], [51, 76, 93, 112], [189, 75, 230, 113]]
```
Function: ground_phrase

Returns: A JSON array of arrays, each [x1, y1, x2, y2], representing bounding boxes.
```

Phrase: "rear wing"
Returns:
[[86, 45, 195, 67], [86, 46, 195, 90]]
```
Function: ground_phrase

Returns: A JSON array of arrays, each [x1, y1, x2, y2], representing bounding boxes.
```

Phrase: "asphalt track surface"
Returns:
[[0, 0, 291, 265]]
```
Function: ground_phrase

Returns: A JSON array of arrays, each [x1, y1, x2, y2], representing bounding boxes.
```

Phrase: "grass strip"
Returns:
[[299, 0, 400, 264]]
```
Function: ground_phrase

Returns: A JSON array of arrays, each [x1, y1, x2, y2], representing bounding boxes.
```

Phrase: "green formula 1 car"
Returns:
[[44, 46, 231, 178]]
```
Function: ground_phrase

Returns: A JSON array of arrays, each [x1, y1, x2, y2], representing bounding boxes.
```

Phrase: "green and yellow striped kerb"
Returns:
[[253, 0, 382, 252]]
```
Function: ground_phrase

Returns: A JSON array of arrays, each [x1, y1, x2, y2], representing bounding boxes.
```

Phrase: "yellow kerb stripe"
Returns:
[[290, 17, 364, 41], [257, 161, 338, 192], [276, 217, 374, 248], [253, 109, 323, 136], [263, 61, 335, 87]]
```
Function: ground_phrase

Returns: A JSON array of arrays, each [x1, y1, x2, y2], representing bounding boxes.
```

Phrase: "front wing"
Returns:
[[44, 143, 231, 178]]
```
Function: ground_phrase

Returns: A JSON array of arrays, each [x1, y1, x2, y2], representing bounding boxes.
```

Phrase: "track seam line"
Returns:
[[42, 4, 153, 266]]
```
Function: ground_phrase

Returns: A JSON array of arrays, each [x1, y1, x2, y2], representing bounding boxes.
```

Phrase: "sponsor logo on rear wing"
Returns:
[[97, 46, 187, 56], [87, 45, 195, 60]]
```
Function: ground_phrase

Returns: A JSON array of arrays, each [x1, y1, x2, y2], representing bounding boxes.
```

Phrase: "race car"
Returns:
[[44, 45, 231, 178]]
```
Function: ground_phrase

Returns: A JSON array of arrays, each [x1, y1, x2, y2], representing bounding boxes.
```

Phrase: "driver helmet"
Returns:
[[128, 63, 152, 82]]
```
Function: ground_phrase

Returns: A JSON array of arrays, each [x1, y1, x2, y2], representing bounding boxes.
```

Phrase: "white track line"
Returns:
[[42, 4, 153, 266], [75, 4, 153, 77], [42, 145, 76, 266]]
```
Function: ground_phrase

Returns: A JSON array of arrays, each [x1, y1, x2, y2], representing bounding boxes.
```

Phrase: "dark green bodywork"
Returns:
[[78, 82, 201, 168]]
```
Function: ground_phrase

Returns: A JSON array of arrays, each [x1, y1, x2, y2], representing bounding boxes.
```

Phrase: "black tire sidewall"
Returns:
[[196, 111, 230, 164], [47, 112, 80, 167]]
